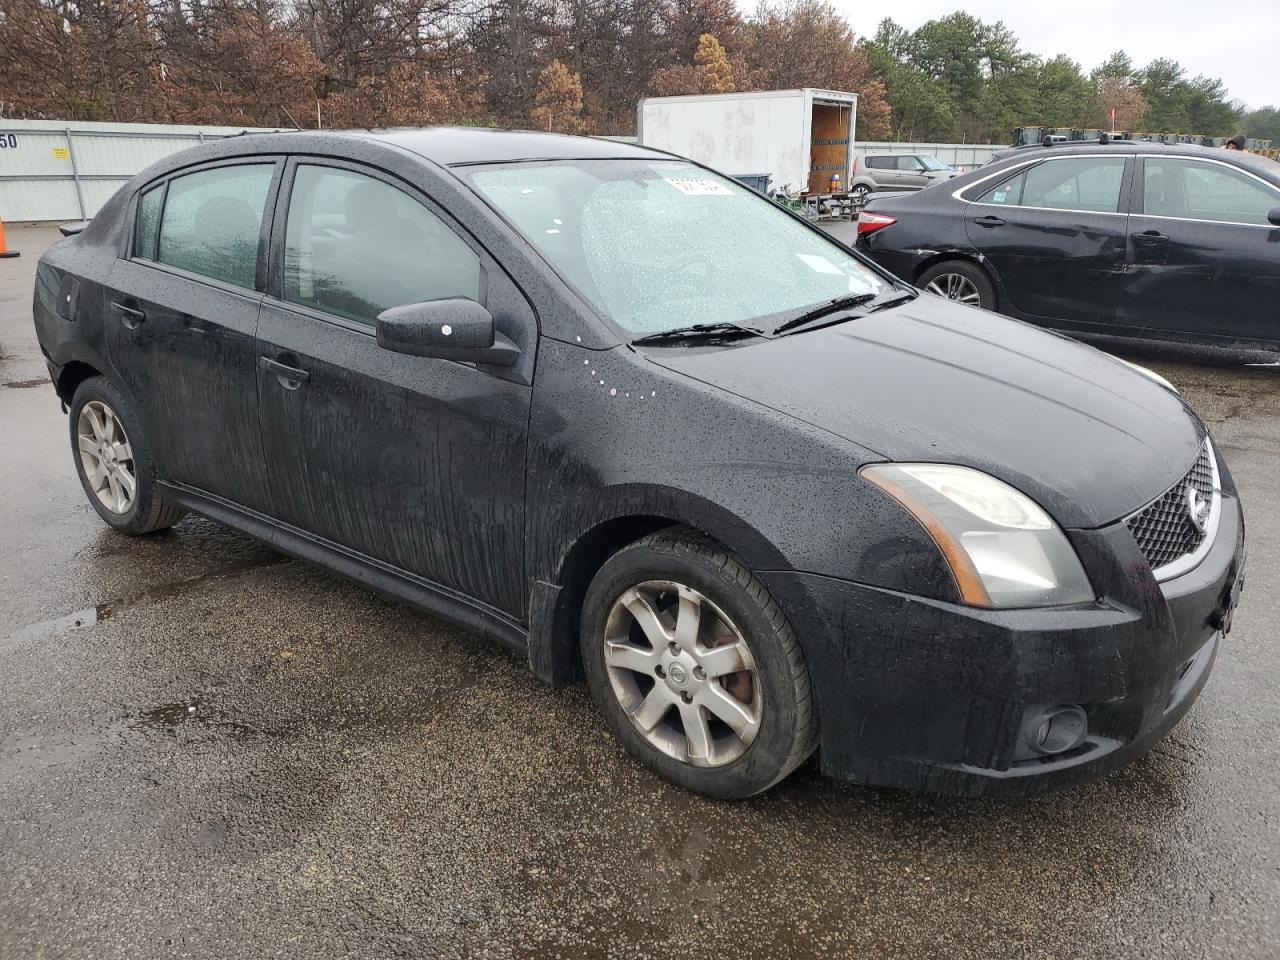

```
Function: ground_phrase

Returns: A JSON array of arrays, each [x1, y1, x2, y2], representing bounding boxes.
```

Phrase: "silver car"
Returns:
[[849, 154, 956, 202]]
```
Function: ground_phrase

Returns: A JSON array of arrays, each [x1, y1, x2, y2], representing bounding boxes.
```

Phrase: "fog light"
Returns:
[[1027, 705, 1088, 756]]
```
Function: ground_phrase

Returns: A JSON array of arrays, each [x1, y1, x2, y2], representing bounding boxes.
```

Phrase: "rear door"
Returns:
[[255, 159, 535, 618], [1118, 155, 1280, 346], [105, 159, 281, 511], [963, 154, 1131, 325]]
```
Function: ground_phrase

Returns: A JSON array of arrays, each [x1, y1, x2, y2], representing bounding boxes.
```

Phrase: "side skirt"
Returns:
[[161, 482, 530, 657]]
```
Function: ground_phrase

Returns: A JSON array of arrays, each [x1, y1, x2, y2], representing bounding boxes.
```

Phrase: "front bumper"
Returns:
[[761, 491, 1244, 796]]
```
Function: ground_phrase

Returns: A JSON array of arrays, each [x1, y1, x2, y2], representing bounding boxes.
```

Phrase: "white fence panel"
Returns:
[[0, 120, 283, 222]]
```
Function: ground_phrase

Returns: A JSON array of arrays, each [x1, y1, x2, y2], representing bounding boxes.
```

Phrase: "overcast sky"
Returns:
[[835, 0, 1278, 111]]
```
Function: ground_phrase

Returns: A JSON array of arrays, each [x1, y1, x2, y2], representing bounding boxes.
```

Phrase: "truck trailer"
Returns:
[[636, 89, 859, 196]]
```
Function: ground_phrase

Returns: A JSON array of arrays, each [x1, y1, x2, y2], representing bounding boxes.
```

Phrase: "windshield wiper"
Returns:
[[865, 291, 918, 313], [631, 322, 764, 345], [770, 293, 878, 336]]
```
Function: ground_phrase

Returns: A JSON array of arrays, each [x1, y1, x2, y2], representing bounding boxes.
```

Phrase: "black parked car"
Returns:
[[33, 129, 1244, 798], [857, 141, 1280, 351]]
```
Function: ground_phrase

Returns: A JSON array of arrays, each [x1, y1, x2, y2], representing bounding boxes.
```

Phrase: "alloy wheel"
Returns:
[[603, 580, 762, 767], [925, 273, 982, 305], [77, 400, 137, 514]]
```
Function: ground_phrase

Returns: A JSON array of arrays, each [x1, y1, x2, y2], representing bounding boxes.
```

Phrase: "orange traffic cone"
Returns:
[[0, 214, 19, 259]]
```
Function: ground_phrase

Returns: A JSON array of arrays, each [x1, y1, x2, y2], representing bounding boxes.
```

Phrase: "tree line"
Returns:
[[0, 0, 1273, 144]]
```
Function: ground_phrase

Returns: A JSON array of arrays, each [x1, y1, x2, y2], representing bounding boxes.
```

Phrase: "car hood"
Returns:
[[642, 298, 1203, 528]]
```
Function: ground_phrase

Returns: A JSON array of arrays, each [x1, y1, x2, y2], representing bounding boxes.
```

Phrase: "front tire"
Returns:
[[580, 529, 818, 799], [69, 376, 186, 535]]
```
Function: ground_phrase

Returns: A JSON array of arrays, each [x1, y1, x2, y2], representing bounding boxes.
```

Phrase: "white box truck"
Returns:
[[636, 88, 858, 196]]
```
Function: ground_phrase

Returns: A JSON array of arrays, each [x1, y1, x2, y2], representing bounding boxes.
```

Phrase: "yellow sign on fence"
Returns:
[[52, 147, 69, 160]]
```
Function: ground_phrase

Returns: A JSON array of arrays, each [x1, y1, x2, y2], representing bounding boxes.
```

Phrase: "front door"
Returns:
[[255, 160, 534, 618], [1117, 155, 1280, 346], [963, 154, 1131, 326], [104, 160, 280, 512]]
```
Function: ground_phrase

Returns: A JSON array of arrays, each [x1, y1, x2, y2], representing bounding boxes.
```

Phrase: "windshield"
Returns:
[[917, 155, 948, 171], [466, 159, 889, 336]]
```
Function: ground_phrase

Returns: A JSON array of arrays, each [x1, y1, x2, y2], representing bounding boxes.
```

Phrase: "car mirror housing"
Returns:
[[1269, 207, 1280, 227], [375, 298, 520, 367]]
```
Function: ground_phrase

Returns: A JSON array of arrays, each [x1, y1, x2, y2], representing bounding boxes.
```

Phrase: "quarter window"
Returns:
[[283, 165, 482, 327], [135, 186, 163, 260], [156, 164, 273, 289], [1143, 159, 1280, 225]]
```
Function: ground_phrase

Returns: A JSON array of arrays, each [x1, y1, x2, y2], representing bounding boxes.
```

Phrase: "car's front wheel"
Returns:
[[580, 529, 818, 798], [69, 376, 186, 535]]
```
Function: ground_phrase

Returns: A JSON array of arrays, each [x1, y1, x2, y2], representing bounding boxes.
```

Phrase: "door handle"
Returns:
[[259, 355, 311, 389], [972, 215, 1005, 228], [1134, 230, 1170, 243], [110, 300, 146, 329]]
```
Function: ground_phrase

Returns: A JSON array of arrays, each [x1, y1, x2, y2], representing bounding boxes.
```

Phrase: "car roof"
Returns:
[[330, 127, 665, 166], [986, 140, 1280, 183]]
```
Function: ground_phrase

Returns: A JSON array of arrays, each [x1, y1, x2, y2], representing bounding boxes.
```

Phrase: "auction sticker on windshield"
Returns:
[[664, 177, 734, 196]]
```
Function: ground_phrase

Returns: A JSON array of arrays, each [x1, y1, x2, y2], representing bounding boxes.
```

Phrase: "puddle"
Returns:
[[130, 698, 265, 741], [0, 605, 106, 653], [2, 377, 48, 389]]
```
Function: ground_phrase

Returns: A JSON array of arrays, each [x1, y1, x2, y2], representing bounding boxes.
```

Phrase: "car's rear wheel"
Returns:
[[580, 528, 817, 798], [918, 260, 996, 310], [69, 377, 186, 535]]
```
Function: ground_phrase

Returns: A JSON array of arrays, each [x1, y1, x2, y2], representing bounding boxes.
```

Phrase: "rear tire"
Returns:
[[579, 528, 818, 799], [918, 260, 997, 311], [69, 376, 186, 535]]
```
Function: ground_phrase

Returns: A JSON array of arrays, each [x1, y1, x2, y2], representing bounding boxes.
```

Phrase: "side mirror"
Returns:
[[1269, 207, 1280, 227], [375, 298, 520, 367]]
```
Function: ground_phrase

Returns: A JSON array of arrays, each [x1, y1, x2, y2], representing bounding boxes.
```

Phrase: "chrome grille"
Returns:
[[1124, 441, 1218, 578]]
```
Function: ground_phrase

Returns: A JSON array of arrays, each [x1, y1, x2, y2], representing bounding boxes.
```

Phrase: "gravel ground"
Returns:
[[2, 223, 1279, 959]]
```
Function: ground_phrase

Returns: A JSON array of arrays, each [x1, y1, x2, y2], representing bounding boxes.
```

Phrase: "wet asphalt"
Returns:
[[2, 223, 1279, 959]]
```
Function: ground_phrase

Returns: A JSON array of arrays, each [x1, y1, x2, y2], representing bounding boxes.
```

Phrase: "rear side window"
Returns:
[[978, 170, 1027, 206], [157, 164, 274, 289], [1021, 157, 1126, 213], [282, 165, 481, 327], [865, 156, 893, 170], [1144, 159, 1280, 225], [135, 186, 162, 260]]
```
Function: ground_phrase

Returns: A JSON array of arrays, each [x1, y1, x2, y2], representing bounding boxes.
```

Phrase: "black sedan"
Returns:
[[32, 129, 1244, 798], [857, 141, 1280, 352]]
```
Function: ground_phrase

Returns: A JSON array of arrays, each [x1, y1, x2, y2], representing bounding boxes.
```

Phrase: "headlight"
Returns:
[[861, 463, 1094, 608]]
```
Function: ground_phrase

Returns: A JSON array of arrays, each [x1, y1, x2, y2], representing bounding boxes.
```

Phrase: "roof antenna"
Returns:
[[280, 106, 303, 131]]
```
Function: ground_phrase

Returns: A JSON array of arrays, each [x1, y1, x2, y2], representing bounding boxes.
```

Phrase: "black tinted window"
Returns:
[[157, 165, 273, 288], [283, 165, 481, 327], [865, 157, 892, 169], [135, 186, 162, 260], [1021, 157, 1126, 213], [1144, 159, 1280, 225]]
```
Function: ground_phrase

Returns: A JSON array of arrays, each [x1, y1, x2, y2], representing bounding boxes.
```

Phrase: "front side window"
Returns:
[[896, 156, 923, 171], [1144, 159, 1280, 225], [1021, 157, 1126, 213], [917, 155, 948, 171], [157, 164, 274, 289], [466, 159, 889, 336], [135, 185, 163, 260], [283, 165, 481, 326]]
